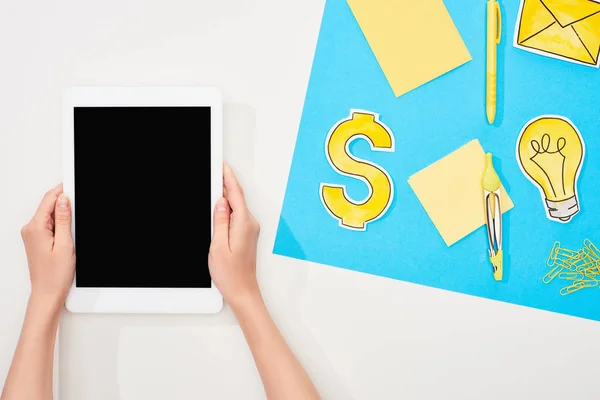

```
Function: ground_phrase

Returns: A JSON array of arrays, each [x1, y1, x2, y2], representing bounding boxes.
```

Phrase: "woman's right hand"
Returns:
[[209, 164, 321, 400], [208, 163, 261, 311]]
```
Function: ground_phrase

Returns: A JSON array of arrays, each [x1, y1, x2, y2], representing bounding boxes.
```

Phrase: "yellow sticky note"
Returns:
[[347, 0, 472, 97], [408, 140, 514, 246]]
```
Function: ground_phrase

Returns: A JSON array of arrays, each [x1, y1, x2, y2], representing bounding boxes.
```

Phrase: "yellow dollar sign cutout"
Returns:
[[320, 110, 395, 231]]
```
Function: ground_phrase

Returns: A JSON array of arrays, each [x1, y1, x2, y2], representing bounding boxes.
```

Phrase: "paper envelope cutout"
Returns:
[[347, 0, 472, 97], [408, 140, 514, 246], [514, 0, 600, 66]]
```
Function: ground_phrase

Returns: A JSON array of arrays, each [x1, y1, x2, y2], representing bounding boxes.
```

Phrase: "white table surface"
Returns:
[[2, 0, 600, 399]]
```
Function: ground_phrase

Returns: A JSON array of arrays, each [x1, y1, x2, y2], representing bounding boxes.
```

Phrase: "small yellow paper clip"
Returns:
[[560, 282, 587, 296], [555, 247, 578, 262], [558, 272, 584, 281], [584, 239, 600, 259], [543, 264, 563, 284], [547, 241, 560, 266]]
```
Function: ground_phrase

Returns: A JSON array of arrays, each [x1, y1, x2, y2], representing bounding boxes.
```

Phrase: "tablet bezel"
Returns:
[[64, 87, 223, 314]]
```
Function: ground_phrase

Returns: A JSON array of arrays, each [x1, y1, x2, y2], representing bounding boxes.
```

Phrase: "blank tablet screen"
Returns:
[[74, 107, 212, 288]]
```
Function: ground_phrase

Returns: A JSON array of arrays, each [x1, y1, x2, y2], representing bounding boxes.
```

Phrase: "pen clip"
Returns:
[[495, 1, 502, 44]]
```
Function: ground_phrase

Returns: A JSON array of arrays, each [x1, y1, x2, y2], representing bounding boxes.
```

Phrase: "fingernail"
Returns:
[[224, 163, 231, 173], [57, 194, 69, 209], [216, 198, 227, 212]]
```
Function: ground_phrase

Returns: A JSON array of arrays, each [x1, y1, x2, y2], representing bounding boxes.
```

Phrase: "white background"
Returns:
[[1, 0, 600, 399]]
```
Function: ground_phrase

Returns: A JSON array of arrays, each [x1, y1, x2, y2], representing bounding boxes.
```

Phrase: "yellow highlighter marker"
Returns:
[[482, 153, 503, 281], [486, 0, 501, 124]]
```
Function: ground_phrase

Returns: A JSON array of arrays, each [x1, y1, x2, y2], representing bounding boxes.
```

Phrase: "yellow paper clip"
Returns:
[[543, 264, 563, 284], [559, 272, 584, 281], [560, 282, 586, 296], [547, 241, 560, 266], [584, 239, 600, 259], [556, 247, 578, 261]]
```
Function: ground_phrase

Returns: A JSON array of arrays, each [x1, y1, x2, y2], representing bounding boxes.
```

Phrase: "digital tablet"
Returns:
[[63, 87, 223, 313]]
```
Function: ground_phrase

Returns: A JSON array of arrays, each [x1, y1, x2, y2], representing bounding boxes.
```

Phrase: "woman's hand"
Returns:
[[208, 165, 321, 400], [209, 164, 261, 311], [1, 184, 75, 400], [21, 184, 75, 305]]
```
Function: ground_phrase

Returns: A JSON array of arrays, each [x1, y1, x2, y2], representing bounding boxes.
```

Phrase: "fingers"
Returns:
[[53, 193, 74, 252], [223, 163, 247, 212], [212, 197, 231, 250], [33, 184, 63, 224]]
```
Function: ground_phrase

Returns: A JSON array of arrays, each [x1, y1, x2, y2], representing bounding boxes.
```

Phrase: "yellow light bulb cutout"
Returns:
[[517, 116, 585, 223]]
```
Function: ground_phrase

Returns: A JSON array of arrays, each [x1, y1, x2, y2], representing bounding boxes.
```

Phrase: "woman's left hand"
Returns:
[[21, 184, 76, 303]]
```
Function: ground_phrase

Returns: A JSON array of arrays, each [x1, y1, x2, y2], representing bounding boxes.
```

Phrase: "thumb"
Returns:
[[53, 193, 74, 251], [212, 198, 230, 249]]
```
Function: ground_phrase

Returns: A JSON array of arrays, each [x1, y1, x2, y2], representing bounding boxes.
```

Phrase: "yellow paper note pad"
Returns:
[[347, 0, 472, 97], [408, 140, 514, 246]]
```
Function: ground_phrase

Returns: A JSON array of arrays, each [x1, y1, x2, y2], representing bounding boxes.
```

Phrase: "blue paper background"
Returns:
[[274, 0, 600, 321]]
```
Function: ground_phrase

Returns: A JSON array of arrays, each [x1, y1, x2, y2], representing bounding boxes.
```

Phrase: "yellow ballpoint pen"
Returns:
[[486, 0, 501, 124]]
